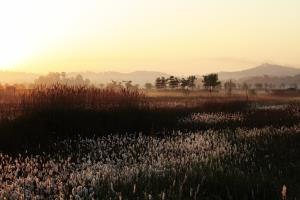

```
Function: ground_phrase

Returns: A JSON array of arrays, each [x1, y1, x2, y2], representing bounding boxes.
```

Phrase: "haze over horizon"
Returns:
[[1, 0, 300, 75]]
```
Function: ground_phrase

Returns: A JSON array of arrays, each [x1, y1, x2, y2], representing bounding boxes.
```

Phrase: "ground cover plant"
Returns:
[[0, 85, 300, 199]]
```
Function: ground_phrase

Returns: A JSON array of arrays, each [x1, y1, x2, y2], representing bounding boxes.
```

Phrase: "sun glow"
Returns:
[[0, 11, 31, 68], [0, 0, 91, 69], [0, 0, 137, 71], [0, 0, 300, 73]]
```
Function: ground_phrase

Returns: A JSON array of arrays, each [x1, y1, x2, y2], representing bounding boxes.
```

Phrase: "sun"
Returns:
[[0, 0, 72, 70], [0, 0, 70, 71], [0, 42, 29, 70], [0, 1, 36, 70]]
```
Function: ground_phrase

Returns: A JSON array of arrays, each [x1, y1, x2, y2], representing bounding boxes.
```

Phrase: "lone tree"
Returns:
[[202, 73, 221, 92]]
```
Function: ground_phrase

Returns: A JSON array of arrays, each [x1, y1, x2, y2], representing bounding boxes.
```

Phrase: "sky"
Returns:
[[0, 0, 300, 75]]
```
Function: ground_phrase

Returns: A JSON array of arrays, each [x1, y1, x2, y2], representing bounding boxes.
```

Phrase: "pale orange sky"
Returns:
[[0, 0, 300, 75]]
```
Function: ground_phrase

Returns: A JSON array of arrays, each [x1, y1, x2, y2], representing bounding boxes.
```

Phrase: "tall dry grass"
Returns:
[[21, 84, 146, 111], [0, 84, 299, 153], [0, 84, 148, 152]]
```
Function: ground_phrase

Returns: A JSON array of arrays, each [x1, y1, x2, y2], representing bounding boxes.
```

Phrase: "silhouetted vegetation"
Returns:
[[154, 75, 197, 91], [203, 73, 221, 92], [0, 83, 299, 153], [1, 82, 300, 199], [35, 72, 91, 86]]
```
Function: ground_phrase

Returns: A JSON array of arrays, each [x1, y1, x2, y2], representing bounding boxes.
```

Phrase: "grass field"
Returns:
[[0, 86, 300, 199]]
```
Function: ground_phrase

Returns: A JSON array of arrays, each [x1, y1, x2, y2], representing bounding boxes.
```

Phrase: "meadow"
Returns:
[[0, 85, 300, 199]]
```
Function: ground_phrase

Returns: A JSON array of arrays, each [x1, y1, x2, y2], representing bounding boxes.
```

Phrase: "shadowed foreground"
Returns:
[[0, 85, 300, 199]]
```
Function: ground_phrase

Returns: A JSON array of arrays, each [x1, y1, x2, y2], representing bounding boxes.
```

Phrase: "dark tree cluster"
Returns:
[[154, 76, 197, 90]]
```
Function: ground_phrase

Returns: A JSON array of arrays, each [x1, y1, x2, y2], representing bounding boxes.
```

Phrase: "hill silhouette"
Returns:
[[218, 63, 300, 80]]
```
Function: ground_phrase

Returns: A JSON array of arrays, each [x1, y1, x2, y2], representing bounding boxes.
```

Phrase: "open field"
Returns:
[[1, 86, 300, 199], [2, 0, 300, 198]]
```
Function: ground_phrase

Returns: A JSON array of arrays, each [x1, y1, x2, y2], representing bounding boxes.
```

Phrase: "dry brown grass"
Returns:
[[0, 85, 299, 153]]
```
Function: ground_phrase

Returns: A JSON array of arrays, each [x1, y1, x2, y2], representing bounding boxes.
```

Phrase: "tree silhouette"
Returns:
[[155, 77, 167, 89], [155, 77, 161, 89], [180, 78, 189, 89], [167, 76, 179, 89], [155, 75, 196, 91], [187, 76, 197, 89], [202, 73, 221, 92]]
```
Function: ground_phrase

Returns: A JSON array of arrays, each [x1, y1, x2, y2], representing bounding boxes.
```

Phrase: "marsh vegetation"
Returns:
[[0, 85, 300, 199]]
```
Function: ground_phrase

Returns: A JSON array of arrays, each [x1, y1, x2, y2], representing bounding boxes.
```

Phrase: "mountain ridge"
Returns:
[[218, 63, 300, 80], [1, 64, 300, 85]]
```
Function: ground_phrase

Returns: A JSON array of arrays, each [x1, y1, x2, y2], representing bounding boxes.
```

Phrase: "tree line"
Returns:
[[2, 72, 297, 95], [153, 76, 197, 90], [151, 74, 222, 91]]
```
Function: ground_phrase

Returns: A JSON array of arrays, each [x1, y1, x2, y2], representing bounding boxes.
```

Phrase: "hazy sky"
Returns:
[[0, 0, 300, 75]]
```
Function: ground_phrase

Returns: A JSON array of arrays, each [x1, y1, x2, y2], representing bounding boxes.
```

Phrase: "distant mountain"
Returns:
[[68, 71, 171, 86], [239, 74, 300, 88], [3, 64, 300, 87], [218, 63, 300, 80], [0, 70, 171, 85]]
